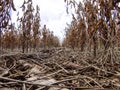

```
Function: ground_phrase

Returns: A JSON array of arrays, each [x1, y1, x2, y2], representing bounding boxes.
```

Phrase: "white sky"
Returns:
[[12, 0, 74, 41]]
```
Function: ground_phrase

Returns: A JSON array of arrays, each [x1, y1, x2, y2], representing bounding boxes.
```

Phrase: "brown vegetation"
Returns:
[[63, 0, 120, 56], [0, 48, 120, 89], [0, 0, 120, 90], [0, 0, 60, 53], [0, 0, 16, 53]]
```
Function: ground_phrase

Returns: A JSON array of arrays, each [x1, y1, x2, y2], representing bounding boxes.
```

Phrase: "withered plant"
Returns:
[[0, 0, 16, 52], [32, 5, 41, 51], [64, 0, 120, 67]]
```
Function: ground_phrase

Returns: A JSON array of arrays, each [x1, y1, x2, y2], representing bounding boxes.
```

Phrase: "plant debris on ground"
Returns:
[[0, 47, 120, 90]]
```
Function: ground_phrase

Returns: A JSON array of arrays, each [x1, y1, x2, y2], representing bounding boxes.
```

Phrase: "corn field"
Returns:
[[0, 0, 120, 90]]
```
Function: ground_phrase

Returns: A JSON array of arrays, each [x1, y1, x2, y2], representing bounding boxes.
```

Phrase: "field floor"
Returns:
[[0, 48, 120, 90]]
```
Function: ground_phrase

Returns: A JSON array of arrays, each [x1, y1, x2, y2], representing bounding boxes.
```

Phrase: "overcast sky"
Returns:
[[12, 0, 74, 41], [12, 0, 120, 41]]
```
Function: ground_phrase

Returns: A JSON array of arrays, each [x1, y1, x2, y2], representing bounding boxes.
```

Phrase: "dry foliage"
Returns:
[[0, 0, 60, 53], [0, 48, 119, 89], [63, 0, 120, 56], [0, 0, 120, 90], [41, 25, 60, 48], [63, 1, 120, 80], [0, 0, 16, 52]]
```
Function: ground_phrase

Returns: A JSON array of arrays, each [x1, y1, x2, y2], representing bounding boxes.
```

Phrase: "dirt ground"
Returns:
[[0, 47, 120, 90]]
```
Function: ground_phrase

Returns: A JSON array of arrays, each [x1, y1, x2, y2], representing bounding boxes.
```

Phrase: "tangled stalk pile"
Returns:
[[0, 48, 120, 90]]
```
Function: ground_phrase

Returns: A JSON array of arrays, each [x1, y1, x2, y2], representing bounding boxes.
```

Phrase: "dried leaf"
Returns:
[[11, 0, 16, 11]]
